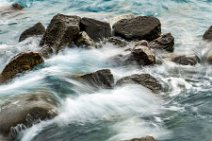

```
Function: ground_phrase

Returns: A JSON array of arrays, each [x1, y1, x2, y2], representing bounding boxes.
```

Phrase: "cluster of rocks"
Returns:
[[1, 11, 212, 140]]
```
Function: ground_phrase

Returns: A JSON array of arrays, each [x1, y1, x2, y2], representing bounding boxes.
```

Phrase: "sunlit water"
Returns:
[[0, 0, 212, 141]]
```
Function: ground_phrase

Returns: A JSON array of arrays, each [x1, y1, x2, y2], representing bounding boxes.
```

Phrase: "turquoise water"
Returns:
[[0, 0, 212, 141]]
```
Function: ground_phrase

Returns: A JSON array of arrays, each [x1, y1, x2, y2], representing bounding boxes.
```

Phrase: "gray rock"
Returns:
[[203, 25, 212, 41], [113, 16, 161, 41], [149, 33, 174, 52], [80, 17, 112, 41], [19, 22, 45, 42], [40, 14, 81, 54], [171, 54, 199, 65], [116, 74, 162, 92], [107, 37, 128, 47], [76, 69, 114, 89], [74, 31, 96, 48], [206, 54, 212, 64], [0, 91, 59, 137]]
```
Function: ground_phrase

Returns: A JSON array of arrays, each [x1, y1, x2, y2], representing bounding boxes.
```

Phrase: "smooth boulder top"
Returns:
[[19, 22, 45, 42], [203, 25, 212, 41], [40, 14, 81, 53], [113, 16, 161, 41], [1, 52, 44, 82], [80, 17, 112, 41]]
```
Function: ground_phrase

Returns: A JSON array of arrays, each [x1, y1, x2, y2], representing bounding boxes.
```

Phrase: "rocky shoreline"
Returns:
[[0, 8, 212, 140]]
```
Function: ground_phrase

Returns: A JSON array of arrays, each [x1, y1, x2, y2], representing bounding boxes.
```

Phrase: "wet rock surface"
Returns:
[[19, 22, 45, 42], [122, 136, 155, 141], [80, 17, 112, 41], [76, 69, 114, 89], [1, 52, 44, 82], [116, 74, 162, 92], [149, 33, 174, 52], [203, 25, 212, 41], [74, 31, 96, 48], [171, 54, 199, 65], [0, 91, 59, 137], [40, 14, 81, 54], [113, 16, 161, 41]]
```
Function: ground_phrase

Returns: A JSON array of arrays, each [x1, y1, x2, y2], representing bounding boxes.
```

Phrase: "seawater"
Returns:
[[0, 0, 212, 141]]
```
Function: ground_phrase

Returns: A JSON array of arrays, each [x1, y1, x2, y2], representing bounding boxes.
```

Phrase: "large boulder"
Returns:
[[203, 25, 212, 41], [122, 136, 155, 141], [40, 14, 81, 54], [76, 69, 114, 89], [80, 17, 112, 41], [113, 16, 161, 41], [19, 22, 45, 42], [1, 52, 44, 82], [0, 91, 59, 137], [116, 74, 162, 92], [149, 33, 174, 52]]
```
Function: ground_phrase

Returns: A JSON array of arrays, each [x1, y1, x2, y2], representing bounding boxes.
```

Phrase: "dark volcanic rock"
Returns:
[[19, 22, 45, 42], [12, 3, 23, 10], [1, 52, 44, 82], [113, 16, 161, 41], [116, 74, 162, 92], [203, 25, 212, 41], [171, 54, 199, 65], [0, 91, 58, 137], [77, 69, 114, 89], [149, 33, 174, 52], [40, 14, 81, 54], [122, 136, 155, 141], [80, 17, 112, 41]]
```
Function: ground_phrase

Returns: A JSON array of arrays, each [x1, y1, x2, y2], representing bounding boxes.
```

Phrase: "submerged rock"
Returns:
[[206, 54, 212, 64], [74, 31, 96, 48], [80, 17, 112, 41], [11, 3, 23, 10], [40, 14, 81, 54], [19, 22, 45, 42], [171, 54, 199, 65], [149, 33, 174, 52], [0, 91, 58, 137], [76, 69, 114, 89], [1, 52, 44, 82], [113, 16, 161, 41], [203, 25, 212, 41], [122, 136, 155, 141], [116, 74, 162, 92]]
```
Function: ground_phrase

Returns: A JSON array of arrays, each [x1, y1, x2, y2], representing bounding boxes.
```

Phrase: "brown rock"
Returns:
[[203, 25, 212, 41], [122, 136, 155, 141], [171, 54, 199, 65], [1, 52, 44, 82]]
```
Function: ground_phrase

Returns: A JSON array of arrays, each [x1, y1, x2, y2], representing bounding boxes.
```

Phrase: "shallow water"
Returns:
[[0, 0, 212, 141]]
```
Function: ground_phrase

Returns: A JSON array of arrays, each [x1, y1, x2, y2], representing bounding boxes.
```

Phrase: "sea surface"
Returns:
[[0, 0, 212, 141]]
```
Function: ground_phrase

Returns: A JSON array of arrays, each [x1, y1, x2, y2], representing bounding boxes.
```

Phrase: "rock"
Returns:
[[122, 136, 155, 141], [116, 74, 162, 92], [206, 54, 212, 64], [1, 52, 44, 82], [80, 17, 112, 41], [74, 31, 96, 48], [40, 14, 81, 54], [76, 69, 114, 89], [107, 37, 128, 47], [0, 91, 59, 137], [171, 54, 199, 65], [149, 33, 174, 52], [203, 25, 212, 41], [113, 16, 161, 41], [19, 22, 45, 42], [11, 3, 23, 10], [128, 45, 156, 65]]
